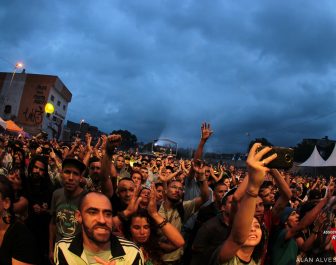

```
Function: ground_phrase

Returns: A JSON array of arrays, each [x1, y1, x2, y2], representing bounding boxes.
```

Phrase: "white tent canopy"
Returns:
[[0, 117, 6, 130], [323, 144, 336, 167], [299, 146, 325, 167]]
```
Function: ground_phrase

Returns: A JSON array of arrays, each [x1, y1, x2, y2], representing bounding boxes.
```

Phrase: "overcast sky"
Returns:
[[1, 0, 336, 152]]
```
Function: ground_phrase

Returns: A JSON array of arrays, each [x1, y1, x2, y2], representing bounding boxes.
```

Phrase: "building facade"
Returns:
[[0, 72, 72, 139]]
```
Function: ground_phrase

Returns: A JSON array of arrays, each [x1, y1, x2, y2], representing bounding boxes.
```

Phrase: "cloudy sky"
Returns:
[[1, 0, 336, 152]]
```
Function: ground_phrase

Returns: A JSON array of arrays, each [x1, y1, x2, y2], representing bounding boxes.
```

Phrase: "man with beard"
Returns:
[[191, 188, 235, 265], [158, 174, 209, 264], [54, 192, 143, 265], [26, 155, 54, 264], [49, 158, 87, 264], [84, 156, 113, 198], [115, 155, 130, 180], [259, 169, 292, 235]]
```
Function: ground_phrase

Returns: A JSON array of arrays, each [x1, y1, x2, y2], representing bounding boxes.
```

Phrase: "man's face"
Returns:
[[204, 166, 211, 179], [89, 161, 101, 176], [166, 181, 183, 202], [229, 165, 235, 172], [214, 184, 228, 203], [141, 160, 148, 168], [140, 168, 149, 181], [132, 165, 141, 173], [61, 165, 82, 193], [156, 185, 164, 202], [255, 196, 265, 222], [116, 156, 125, 170], [139, 189, 150, 206], [132, 173, 142, 186], [117, 180, 135, 205], [260, 188, 275, 205], [14, 152, 23, 164], [32, 160, 46, 178], [77, 193, 113, 246], [223, 195, 233, 216], [287, 211, 299, 228]]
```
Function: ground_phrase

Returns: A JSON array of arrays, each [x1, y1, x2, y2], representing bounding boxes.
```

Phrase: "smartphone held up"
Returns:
[[256, 146, 294, 170]]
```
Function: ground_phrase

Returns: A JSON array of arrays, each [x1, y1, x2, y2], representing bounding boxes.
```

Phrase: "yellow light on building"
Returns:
[[45, 102, 55, 114]]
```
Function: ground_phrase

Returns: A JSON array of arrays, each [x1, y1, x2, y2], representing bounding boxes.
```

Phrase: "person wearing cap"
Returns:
[[49, 157, 87, 264], [269, 182, 333, 265], [190, 186, 235, 265]]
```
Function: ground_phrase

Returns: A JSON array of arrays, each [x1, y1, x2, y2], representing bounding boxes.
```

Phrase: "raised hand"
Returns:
[[124, 186, 142, 217], [246, 143, 277, 189], [201, 122, 213, 141], [108, 134, 122, 145], [192, 160, 206, 181], [147, 184, 158, 217], [326, 181, 335, 199]]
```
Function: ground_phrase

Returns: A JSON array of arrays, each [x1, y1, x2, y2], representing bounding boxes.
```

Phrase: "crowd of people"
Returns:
[[0, 122, 335, 265]]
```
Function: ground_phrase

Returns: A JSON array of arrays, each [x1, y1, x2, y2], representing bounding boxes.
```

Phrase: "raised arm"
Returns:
[[192, 161, 210, 211], [148, 185, 185, 248], [270, 169, 292, 219], [217, 144, 276, 263], [100, 134, 122, 198], [82, 133, 93, 167], [188, 122, 213, 177], [285, 182, 333, 240]]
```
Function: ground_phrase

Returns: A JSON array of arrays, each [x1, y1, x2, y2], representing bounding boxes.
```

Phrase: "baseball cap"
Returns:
[[279, 207, 296, 225], [221, 187, 237, 205], [62, 158, 86, 174]]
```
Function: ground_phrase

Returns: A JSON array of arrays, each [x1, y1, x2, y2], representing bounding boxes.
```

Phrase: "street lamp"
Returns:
[[8, 62, 24, 91], [1, 61, 24, 117]]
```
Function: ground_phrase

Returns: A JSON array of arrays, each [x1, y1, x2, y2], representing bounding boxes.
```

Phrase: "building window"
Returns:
[[46, 113, 50, 118], [52, 116, 57, 121], [57, 101, 61, 106], [4, 105, 11, 114], [63, 105, 66, 111], [51, 95, 54, 101]]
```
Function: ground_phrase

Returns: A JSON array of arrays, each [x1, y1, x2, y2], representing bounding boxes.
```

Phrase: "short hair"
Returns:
[[155, 182, 164, 189], [131, 171, 143, 179], [214, 182, 227, 190], [88, 156, 101, 166], [118, 177, 135, 186], [167, 179, 182, 187], [78, 191, 111, 212]]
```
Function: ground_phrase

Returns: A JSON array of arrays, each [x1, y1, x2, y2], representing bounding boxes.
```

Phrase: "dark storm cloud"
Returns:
[[1, 0, 336, 152]]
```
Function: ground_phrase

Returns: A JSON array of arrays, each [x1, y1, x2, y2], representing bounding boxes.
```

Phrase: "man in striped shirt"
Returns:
[[54, 192, 143, 265]]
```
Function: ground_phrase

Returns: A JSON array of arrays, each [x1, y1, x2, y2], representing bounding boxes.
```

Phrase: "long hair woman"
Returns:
[[124, 184, 185, 265], [0, 175, 38, 265], [210, 143, 276, 265]]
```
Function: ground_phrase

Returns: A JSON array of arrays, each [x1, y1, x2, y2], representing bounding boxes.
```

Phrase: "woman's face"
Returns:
[[139, 189, 150, 206], [7, 169, 21, 191], [130, 217, 151, 244], [244, 217, 262, 247]]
